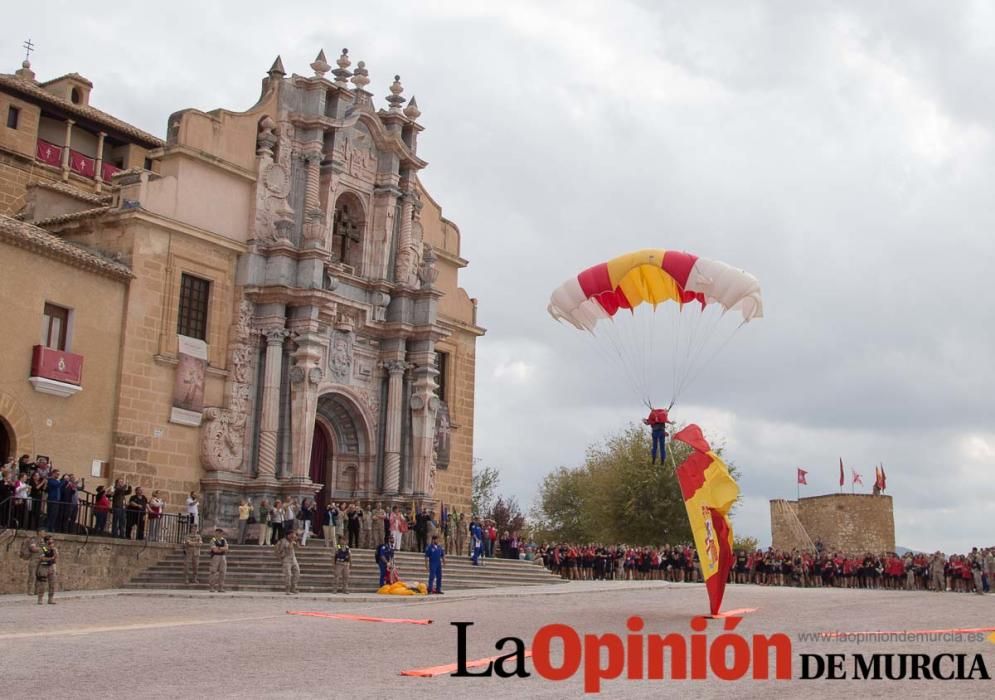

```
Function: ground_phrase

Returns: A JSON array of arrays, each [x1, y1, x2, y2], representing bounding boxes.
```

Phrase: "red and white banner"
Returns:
[[68, 149, 96, 178], [36, 139, 62, 167]]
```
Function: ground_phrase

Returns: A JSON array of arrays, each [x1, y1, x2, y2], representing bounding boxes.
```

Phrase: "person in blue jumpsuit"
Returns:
[[425, 534, 445, 594], [376, 535, 393, 586], [470, 517, 484, 566]]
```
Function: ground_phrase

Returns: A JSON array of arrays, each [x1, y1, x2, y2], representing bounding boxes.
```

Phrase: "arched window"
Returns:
[[331, 192, 366, 271]]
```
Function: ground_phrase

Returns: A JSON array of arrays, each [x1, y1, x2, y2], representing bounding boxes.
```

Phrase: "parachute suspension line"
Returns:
[[671, 319, 746, 407], [673, 301, 700, 407], [671, 305, 727, 406], [683, 306, 727, 378], [582, 327, 644, 408], [670, 301, 682, 408], [600, 316, 648, 407]]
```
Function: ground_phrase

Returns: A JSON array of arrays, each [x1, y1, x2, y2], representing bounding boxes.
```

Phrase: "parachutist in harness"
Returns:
[[643, 406, 674, 464]]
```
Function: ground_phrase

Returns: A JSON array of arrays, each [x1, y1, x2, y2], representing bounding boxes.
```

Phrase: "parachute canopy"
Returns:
[[548, 249, 763, 332], [547, 248, 763, 408]]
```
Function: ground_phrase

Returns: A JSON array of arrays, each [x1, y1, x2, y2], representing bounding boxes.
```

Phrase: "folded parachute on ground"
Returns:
[[548, 248, 763, 332], [377, 581, 427, 596]]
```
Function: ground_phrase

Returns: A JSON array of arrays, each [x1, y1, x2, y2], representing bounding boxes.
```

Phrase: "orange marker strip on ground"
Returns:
[[401, 650, 534, 677], [287, 611, 432, 625], [711, 607, 758, 618], [820, 626, 995, 639]]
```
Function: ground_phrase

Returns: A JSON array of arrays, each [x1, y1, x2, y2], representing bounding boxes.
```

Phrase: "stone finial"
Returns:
[[15, 59, 35, 82], [386, 74, 406, 112], [418, 245, 439, 289], [332, 48, 352, 87], [311, 49, 330, 78], [351, 60, 370, 92], [268, 56, 286, 79], [403, 95, 421, 120], [256, 116, 277, 156]]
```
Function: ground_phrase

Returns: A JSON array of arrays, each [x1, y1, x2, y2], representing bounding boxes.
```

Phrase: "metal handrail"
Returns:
[[0, 494, 192, 544]]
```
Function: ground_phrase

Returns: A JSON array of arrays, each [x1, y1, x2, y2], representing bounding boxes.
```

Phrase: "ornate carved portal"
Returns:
[[314, 392, 372, 502]]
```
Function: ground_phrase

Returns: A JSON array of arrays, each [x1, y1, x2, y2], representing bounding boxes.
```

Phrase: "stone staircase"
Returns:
[[124, 544, 566, 592]]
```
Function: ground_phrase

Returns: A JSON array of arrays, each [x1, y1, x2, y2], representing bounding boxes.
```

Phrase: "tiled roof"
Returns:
[[31, 206, 111, 227], [0, 214, 132, 281], [0, 73, 164, 147], [38, 72, 94, 88], [31, 180, 112, 206]]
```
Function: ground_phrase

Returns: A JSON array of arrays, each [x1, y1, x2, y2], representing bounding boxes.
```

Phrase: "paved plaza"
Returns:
[[1, 581, 993, 698]]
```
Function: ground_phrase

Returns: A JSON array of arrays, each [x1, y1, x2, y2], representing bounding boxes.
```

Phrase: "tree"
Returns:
[[531, 423, 740, 545], [491, 496, 526, 535], [472, 463, 530, 535], [530, 466, 589, 543], [471, 463, 500, 517], [733, 535, 759, 553]]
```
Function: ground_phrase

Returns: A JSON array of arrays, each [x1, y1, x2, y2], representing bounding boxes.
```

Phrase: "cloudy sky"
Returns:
[[8, 1, 995, 551]]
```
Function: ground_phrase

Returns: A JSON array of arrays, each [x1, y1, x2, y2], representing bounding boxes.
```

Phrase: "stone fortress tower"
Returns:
[[770, 494, 896, 553]]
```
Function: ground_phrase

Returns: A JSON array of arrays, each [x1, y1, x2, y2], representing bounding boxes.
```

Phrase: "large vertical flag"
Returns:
[[880, 464, 887, 491], [839, 459, 845, 488], [672, 425, 740, 616]]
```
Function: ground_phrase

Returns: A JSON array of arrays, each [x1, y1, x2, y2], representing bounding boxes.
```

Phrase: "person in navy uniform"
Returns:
[[424, 534, 446, 594], [333, 535, 351, 594], [643, 407, 674, 464], [376, 535, 393, 587]]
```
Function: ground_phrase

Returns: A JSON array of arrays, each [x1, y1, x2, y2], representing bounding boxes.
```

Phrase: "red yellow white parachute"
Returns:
[[548, 248, 763, 407]]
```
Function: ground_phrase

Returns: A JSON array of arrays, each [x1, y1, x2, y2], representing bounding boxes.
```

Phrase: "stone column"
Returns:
[[301, 146, 326, 249], [408, 342, 439, 498], [381, 359, 408, 495], [393, 180, 415, 283], [257, 327, 289, 478], [288, 324, 325, 482], [94, 131, 106, 191], [61, 119, 74, 182]]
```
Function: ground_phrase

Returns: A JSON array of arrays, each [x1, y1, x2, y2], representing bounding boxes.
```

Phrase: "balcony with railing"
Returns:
[[29, 344, 84, 397], [36, 138, 123, 183]]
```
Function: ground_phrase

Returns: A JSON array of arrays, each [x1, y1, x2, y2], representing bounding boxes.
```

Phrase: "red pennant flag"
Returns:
[[672, 425, 739, 616], [839, 458, 844, 487], [852, 469, 863, 486], [797, 468, 808, 485], [880, 464, 886, 491]]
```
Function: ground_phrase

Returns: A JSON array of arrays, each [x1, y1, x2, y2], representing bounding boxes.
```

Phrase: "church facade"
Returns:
[[0, 49, 483, 527]]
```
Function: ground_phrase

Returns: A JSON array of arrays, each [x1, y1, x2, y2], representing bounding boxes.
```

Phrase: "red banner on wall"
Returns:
[[68, 149, 96, 178], [101, 162, 121, 182], [31, 345, 84, 385], [36, 139, 63, 167]]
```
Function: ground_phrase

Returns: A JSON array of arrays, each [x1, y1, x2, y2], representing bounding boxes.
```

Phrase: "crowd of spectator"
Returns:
[[1, 455, 191, 542], [536, 542, 995, 594]]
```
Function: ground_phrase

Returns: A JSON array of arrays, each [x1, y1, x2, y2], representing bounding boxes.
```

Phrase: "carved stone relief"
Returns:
[[200, 299, 254, 472], [328, 330, 354, 384]]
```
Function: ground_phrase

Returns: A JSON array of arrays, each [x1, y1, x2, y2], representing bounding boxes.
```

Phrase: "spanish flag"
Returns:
[[672, 424, 740, 616]]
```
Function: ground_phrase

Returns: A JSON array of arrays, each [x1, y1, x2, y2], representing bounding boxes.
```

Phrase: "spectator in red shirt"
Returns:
[[643, 408, 673, 464]]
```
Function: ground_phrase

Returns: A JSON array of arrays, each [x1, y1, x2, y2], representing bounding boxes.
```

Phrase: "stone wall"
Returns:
[[0, 531, 174, 595], [0, 238, 127, 468], [770, 494, 895, 553], [433, 330, 475, 515]]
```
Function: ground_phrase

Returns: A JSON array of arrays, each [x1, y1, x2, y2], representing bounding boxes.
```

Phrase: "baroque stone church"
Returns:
[[0, 49, 482, 528]]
